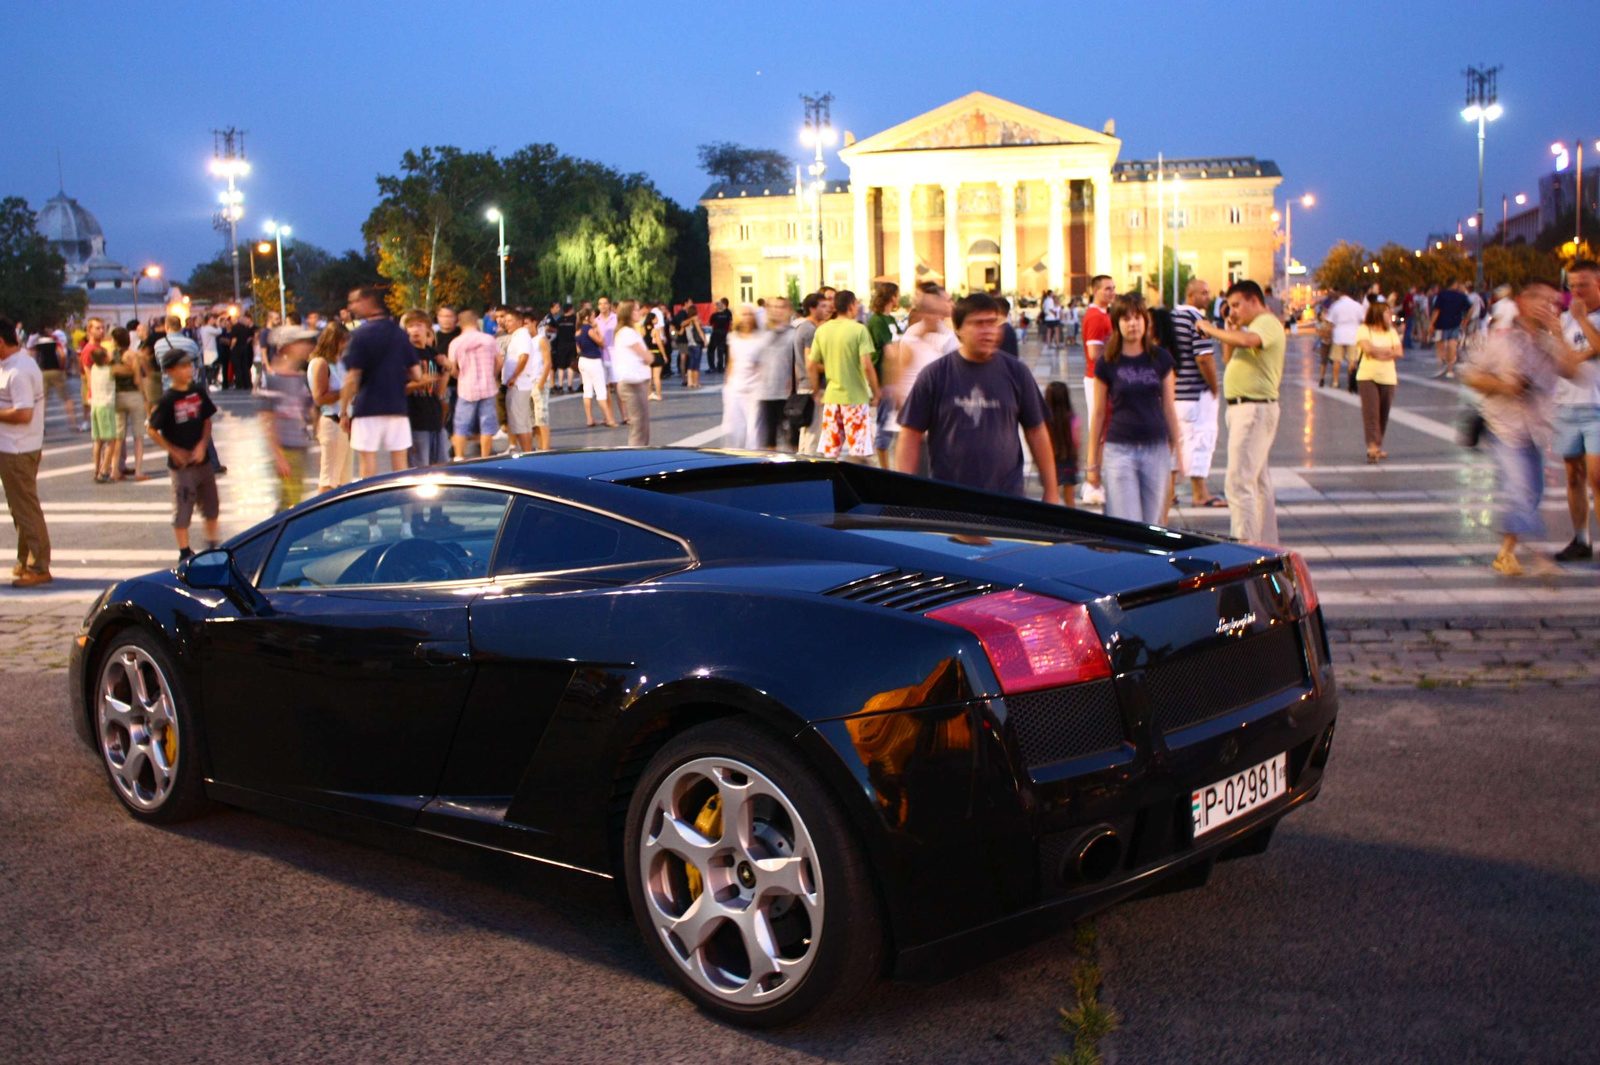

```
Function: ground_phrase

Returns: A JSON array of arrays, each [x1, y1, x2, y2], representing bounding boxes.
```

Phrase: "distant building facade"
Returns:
[[702, 92, 1283, 303], [35, 191, 173, 324]]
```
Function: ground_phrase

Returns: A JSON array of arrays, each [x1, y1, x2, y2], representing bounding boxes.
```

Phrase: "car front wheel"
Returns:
[[623, 718, 883, 1027], [94, 629, 209, 823]]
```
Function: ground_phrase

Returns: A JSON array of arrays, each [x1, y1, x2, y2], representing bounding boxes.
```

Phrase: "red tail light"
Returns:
[[1287, 551, 1319, 615], [928, 590, 1111, 694]]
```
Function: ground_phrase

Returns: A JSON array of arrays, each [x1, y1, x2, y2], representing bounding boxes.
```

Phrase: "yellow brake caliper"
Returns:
[[683, 793, 723, 900]]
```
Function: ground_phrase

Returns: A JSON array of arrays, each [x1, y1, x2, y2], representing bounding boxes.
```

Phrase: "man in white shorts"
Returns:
[[505, 308, 552, 452], [339, 285, 422, 478]]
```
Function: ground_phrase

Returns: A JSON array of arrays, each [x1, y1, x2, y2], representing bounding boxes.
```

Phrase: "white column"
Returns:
[[942, 183, 961, 292], [897, 184, 916, 297], [1047, 179, 1065, 296], [851, 182, 871, 295], [999, 181, 1018, 294], [1093, 170, 1112, 280]]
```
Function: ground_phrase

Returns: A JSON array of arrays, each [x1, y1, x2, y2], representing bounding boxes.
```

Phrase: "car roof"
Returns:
[[461, 447, 803, 484]]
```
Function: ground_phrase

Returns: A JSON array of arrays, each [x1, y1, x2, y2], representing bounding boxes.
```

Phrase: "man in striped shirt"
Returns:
[[1171, 278, 1222, 507]]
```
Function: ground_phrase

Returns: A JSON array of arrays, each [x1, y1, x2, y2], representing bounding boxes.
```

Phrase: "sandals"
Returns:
[[1199, 496, 1228, 508], [1491, 552, 1523, 577]]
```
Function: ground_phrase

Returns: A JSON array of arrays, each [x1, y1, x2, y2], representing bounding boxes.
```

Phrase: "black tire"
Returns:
[[92, 628, 210, 823], [622, 718, 883, 1027]]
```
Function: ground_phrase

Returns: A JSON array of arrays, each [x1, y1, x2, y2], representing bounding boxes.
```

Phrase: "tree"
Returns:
[[303, 250, 382, 316], [0, 196, 78, 327], [1534, 205, 1600, 259], [1483, 244, 1561, 289], [251, 274, 295, 318], [1412, 243, 1474, 289], [185, 251, 239, 304], [363, 143, 679, 309], [1146, 247, 1195, 308], [696, 142, 794, 187], [666, 200, 710, 302], [1369, 242, 1421, 294], [1312, 241, 1368, 293]]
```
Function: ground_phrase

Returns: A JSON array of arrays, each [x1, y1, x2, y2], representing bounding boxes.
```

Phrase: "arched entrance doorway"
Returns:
[[966, 238, 1000, 293]]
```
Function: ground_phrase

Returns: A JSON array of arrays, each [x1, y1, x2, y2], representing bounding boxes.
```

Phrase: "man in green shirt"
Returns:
[[1197, 280, 1285, 542], [807, 290, 880, 463]]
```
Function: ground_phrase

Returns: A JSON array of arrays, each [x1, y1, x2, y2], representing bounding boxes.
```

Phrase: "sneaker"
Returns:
[[1432, 367, 1450, 379], [178, 548, 194, 562], [1554, 538, 1593, 562]]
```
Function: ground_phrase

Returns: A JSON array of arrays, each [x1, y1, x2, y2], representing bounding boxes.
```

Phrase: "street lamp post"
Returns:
[[1551, 140, 1599, 249], [800, 93, 836, 291], [485, 208, 507, 306], [133, 265, 161, 326], [264, 221, 290, 317], [209, 128, 250, 305], [253, 241, 271, 287], [1170, 177, 1182, 306], [1284, 193, 1314, 297], [1461, 65, 1502, 291]]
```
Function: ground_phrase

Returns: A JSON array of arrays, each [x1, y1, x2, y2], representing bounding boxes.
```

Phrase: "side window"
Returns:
[[493, 498, 686, 576], [229, 527, 279, 585], [260, 485, 511, 589]]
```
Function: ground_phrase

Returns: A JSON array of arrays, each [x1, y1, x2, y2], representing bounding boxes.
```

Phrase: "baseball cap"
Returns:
[[158, 345, 194, 371], [275, 325, 319, 347]]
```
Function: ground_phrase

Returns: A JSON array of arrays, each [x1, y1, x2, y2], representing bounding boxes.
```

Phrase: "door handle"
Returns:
[[414, 640, 471, 666]]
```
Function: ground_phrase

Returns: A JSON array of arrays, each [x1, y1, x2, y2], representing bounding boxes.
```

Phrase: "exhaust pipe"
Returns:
[[1063, 826, 1123, 885]]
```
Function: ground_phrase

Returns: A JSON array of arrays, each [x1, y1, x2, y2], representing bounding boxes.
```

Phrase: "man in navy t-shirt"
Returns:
[[1430, 280, 1472, 379], [339, 285, 421, 478], [897, 292, 1058, 501]]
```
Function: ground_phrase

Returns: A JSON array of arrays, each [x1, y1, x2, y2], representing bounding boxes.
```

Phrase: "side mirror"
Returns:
[[179, 548, 271, 615], [179, 548, 234, 590]]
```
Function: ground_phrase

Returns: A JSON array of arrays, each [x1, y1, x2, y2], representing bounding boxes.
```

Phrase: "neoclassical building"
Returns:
[[36, 191, 173, 322], [702, 92, 1283, 304]]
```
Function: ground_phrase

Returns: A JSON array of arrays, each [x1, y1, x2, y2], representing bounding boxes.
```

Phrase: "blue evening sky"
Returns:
[[7, 0, 1583, 286]]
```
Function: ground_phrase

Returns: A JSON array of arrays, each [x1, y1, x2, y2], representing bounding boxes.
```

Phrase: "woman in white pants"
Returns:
[[574, 307, 618, 428], [723, 305, 763, 448], [306, 323, 353, 493]]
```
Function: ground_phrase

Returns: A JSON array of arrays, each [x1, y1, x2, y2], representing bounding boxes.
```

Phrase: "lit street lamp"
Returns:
[[133, 264, 161, 325], [1550, 139, 1600, 248], [263, 221, 291, 318], [800, 92, 836, 290], [1461, 65, 1502, 290], [209, 150, 250, 303], [485, 208, 507, 306], [1283, 193, 1313, 294]]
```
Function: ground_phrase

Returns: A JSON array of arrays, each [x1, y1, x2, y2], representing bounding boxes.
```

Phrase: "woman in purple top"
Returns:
[[1084, 296, 1183, 525]]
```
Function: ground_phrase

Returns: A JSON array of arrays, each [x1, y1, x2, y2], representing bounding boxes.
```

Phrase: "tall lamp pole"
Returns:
[[133, 265, 161, 326], [264, 221, 291, 317], [1551, 140, 1598, 250], [800, 92, 836, 291], [1283, 194, 1313, 297], [209, 128, 249, 304], [485, 208, 507, 306], [1461, 65, 1502, 291]]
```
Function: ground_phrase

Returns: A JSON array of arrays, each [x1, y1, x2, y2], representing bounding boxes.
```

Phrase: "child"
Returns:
[[88, 343, 117, 482], [147, 347, 219, 560], [260, 325, 317, 511], [1044, 380, 1079, 508]]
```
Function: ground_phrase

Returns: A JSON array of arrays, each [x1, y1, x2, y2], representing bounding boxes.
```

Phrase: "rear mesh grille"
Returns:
[[1147, 624, 1308, 736], [1006, 681, 1125, 768], [822, 569, 994, 613]]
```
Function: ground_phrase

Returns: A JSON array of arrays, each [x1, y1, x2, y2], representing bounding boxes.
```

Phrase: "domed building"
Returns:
[[36, 191, 174, 323]]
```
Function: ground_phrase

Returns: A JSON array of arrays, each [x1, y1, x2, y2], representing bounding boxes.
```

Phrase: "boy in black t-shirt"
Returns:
[[147, 348, 219, 559]]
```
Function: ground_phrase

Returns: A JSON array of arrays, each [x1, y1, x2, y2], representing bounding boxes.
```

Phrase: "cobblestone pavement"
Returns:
[[1331, 616, 1600, 690]]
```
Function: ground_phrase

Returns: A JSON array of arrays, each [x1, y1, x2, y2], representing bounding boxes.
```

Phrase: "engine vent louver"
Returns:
[[822, 569, 995, 613]]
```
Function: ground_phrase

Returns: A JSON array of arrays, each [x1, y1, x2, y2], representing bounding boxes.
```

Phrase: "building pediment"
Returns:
[[842, 92, 1120, 157]]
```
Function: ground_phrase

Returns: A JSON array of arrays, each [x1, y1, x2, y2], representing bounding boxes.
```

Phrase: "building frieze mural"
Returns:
[[895, 110, 1053, 150]]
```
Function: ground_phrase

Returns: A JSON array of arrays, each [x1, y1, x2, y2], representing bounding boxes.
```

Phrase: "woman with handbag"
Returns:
[[1355, 301, 1403, 463], [677, 309, 706, 390]]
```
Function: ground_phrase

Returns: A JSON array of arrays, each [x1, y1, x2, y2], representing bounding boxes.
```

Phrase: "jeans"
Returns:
[[1102, 440, 1172, 524], [1225, 401, 1280, 544], [410, 428, 450, 468], [1489, 432, 1545, 537]]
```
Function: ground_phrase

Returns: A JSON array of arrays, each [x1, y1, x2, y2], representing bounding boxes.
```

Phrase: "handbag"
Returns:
[[1347, 355, 1361, 392], [1456, 403, 1486, 448]]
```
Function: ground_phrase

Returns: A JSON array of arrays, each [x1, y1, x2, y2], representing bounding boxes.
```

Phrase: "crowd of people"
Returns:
[[2, 257, 1598, 587]]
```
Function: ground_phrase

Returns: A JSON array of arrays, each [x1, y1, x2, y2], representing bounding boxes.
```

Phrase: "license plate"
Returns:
[[1191, 752, 1287, 839]]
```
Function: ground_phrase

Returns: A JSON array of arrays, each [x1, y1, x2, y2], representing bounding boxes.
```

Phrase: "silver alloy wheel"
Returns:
[[639, 756, 824, 1006], [97, 645, 180, 811]]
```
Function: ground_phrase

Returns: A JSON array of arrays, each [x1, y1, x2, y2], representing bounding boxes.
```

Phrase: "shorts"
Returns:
[[170, 464, 220, 528], [452, 396, 499, 437], [1553, 404, 1600, 458], [873, 398, 897, 453], [506, 387, 533, 435], [350, 414, 411, 453], [1437, 327, 1462, 341], [578, 357, 608, 400], [90, 405, 117, 440], [41, 369, 69, 402], [552, 344, 576, 371], [818, 402, 873, 458]]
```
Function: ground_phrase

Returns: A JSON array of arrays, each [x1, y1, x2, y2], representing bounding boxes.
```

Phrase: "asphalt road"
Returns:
[[3, 676, 1596, 1064]]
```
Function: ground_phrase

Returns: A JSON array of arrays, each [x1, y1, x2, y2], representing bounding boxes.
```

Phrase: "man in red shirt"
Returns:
[[76, 317, 108, 432], [1079, 275, 1115, 504]]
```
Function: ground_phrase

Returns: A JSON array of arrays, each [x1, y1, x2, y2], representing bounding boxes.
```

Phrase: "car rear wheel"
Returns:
[[623, 718, 883, 1027], [94, 630, 209, 823]]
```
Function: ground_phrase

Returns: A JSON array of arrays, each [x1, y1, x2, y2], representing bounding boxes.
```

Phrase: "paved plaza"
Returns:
[[2, 333, 1595, 686]]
